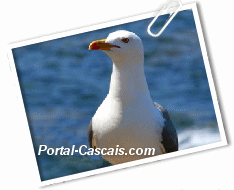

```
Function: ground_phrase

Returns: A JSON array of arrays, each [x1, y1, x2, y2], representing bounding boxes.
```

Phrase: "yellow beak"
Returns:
[[89, 39, 120, 50]]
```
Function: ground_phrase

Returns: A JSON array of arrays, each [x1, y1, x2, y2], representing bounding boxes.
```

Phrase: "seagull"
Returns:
[[88, 30, 178, 165]]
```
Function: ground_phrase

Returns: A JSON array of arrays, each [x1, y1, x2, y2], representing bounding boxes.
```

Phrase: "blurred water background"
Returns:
[[12, 10, 221, 181]]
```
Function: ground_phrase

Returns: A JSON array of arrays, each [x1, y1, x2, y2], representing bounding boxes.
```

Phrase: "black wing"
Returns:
[[88, 120, 93, 148], [154, 102, 178, 153]]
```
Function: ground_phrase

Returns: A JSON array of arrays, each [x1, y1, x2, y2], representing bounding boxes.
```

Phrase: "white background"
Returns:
[[0, 0, 233, 189]]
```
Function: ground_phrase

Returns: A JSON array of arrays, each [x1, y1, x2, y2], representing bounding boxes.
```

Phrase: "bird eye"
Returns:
[[122, 38, 129, 43]]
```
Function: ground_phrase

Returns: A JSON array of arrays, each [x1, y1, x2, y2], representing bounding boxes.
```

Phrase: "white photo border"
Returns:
[[7, 3, 227, 187]]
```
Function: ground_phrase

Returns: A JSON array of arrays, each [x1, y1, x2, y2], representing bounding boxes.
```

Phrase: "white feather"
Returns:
[[92, 30, 165, 164]]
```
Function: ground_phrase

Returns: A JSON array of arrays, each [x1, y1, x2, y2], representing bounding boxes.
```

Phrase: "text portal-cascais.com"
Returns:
[[37, 145, 157, 156]]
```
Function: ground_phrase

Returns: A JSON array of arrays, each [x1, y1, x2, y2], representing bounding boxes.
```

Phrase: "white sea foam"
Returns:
[[178, 127, 221, 150]]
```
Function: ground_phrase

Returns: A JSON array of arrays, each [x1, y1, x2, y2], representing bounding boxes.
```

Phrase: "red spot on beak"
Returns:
[[89, 42, 100, 50]]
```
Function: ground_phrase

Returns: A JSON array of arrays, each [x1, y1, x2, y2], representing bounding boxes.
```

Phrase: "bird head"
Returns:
[[89, 30, 144, 67]]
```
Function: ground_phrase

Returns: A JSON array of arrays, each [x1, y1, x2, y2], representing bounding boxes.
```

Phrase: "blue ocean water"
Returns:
[[12, 10, 221, 181]]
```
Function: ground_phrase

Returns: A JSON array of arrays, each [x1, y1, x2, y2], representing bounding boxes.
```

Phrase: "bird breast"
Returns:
[[92, 94, 165, 151]]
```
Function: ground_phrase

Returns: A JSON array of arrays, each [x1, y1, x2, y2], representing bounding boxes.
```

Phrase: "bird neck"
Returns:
[[109, 61, 152, 103]]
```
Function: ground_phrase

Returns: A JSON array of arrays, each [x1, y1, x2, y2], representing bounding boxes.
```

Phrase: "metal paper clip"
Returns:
[[147, 0, 182, 37]]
